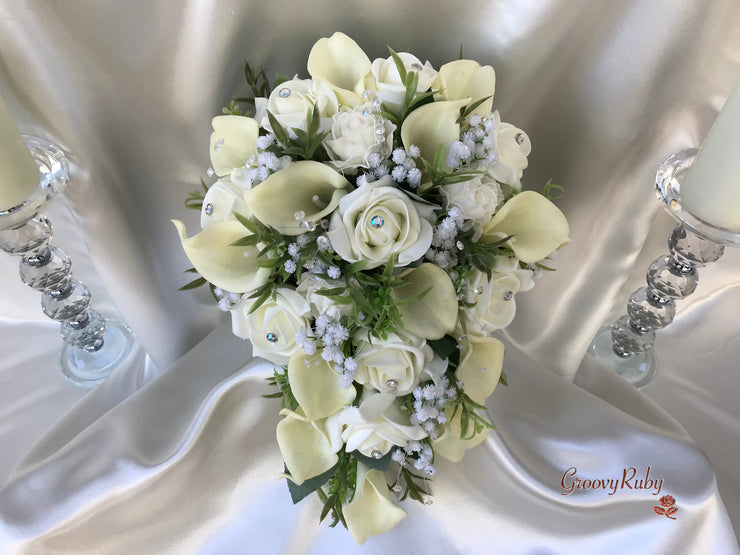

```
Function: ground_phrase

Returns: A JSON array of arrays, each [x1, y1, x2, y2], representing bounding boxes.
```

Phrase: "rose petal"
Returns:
[[401, 99, 470, 171], [276, 408, 338, 485], [210, 115, 259, 177], [483, 191, 570, 263], [288, 351, 356, 420], [244, 161, 349, 236], [456, 335, 504, 404], [344, 464, 407, 545], [172, 219, 271, 293], [392, 263, 458, 339]]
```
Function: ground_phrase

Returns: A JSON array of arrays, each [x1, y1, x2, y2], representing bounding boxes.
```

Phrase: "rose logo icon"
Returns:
[[653, 495, 678, 519]]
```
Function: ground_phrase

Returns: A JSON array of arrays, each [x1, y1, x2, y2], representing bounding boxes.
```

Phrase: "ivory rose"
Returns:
[[343, 463, 407, 545], [371, 52, 437, 113], [353, 330, 433, 396], [486, 111, 531, 188], [327, 175, 435, 269], [260, 77, 338, 137], [295, 273, 351, 320], [324, 104, 396, 172], [230, 287, 311, 365], [441, 173, 503, 227]]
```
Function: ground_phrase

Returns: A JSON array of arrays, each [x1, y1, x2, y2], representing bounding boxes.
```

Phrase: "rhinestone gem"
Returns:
[[386, 378, 399, 388], [362, 108, 372, 116], [213, 138, 224, 151], [362, 89, 371, 98], [503, 290, 513, 301], [424, 499, 434, 505], [303, 359, 310, 367], [316, 235, 331, 250], [515, 133, 525, 145], [370, 215, 385, 228], [375, 126, 384, 135], [474, 286, 484, 295], [371, 450, 383, 459], [294, 210, 306, 221], [392, 484, 403, 493], [457, 241, 464, 250], [266, 332, 278, 343], [372, 99, 381, 108], [206, 167, 215, 177], [299, 220, 311, 231], [480, 367, 487, 373], [412, 62, 423, 70], [278, 87, 291, 98], [204, 203, 214, 216]]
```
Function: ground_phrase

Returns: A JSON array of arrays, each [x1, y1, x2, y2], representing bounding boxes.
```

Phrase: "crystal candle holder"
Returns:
[[588, 149, 740, 388], [0, 136, 134, 387]]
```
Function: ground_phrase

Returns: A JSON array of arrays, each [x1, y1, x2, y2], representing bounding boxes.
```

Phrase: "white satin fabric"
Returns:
[[1, 0, 739, 553]]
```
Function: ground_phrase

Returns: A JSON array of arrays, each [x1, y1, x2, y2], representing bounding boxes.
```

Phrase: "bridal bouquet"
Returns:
[[174, 32, 569, 544]]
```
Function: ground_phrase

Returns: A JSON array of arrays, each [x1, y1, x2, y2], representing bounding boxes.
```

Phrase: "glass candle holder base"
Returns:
[[60, 319, 133, 387], [588, 324, 656, 388]]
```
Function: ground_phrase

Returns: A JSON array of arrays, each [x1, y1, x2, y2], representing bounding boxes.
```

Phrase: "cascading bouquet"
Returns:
[[173, 32, 569, 544]]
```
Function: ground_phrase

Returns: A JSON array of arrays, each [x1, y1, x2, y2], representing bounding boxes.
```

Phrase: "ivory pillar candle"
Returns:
[[680, 82, 740, 231], [0, 95, 40, 210]]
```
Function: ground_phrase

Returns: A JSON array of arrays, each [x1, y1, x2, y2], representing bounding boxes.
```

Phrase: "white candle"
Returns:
[[680, 81, 740, 231], [0, 95, 40, 211]]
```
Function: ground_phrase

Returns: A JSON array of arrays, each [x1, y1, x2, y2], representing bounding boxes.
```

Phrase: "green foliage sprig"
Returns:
[[184, 178, 208, 210], [390, 465, 432, 504], [263, 366, 298, 410], [316, 450, 357, 529], [264, 104, 330, 161]]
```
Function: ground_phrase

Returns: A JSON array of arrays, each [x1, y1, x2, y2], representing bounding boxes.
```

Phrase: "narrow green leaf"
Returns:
[[286, 463, 339, 504], [428, 335, 458, 360], [388, 47, 407, 82], [178, 276, 207, 291]]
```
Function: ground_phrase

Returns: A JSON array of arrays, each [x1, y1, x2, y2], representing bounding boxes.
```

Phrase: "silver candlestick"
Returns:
[[588, 149, 740, 388], [0, 136, 134, 387]]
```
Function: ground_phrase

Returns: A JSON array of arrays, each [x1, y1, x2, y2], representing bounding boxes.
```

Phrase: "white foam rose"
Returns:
[[231, 287, 311, 365], [261, 77, 339, 138], [327, 176, 435, 269], [371, 52, 437, 113], [464, 257, 534, 335], [441, 173, 503, 227], [324, 104, 395, 173], [353, 330, 433, 396], [486, 111, 531, 189], [326, 391, 427, 458], [296, 273, 351, 320]]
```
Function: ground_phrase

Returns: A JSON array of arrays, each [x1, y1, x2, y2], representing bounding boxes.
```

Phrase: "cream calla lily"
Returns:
[[482, 191, 570, 263], [456, 335, 504, 404], [344, 463, 407, 545], [172, 219, 270, 293], [288, 351, 356, 421], [401, 99, 470, 171], [209, 115, 259, 177], [276, 408, 338, 486], [433, 407, 490, 462], [307, 32, 373, 107], [244, 161, 349, 235], [392, 263, 458, 339], [433, 59, 496, 116]]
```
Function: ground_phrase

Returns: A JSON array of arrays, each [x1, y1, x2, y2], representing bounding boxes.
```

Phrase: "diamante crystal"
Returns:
[[204, 203, 214, 216], [316, 235, 331, 250], [375, 127, 384, 135], [503, 290, 513, 301], [515, 133, 525, 145], [386, 378, 399, 388], [206, 167, 215, 177], [424, 499, 434, 505], [371, 450, 383, 459], [278, 87, 291, 98], [370, 215, 385, 228], [392, 484, 403, 493], [266, 332, 278, 343], [457, 241, 464, 250], [362, 108, 372, 117], [294, 210, 306, 221], [480, 367, 487, 373], [213, 138, 224, 151], [411, 62, 423, 70], [474, 286, 484, 295], [362, 89, 371, 98]]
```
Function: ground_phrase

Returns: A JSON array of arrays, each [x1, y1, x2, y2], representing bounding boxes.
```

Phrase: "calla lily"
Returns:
[[392, 263, 458, 339], [482, 191, 570, 263], [344, 463, 407, 545], [456, 335, 504, 404], [244, 161, 349, 235], [209, 115, 259, 176], [433, 407, 490, 463], [307, 32, 373, 107], [401, 99, 469, 171], [433, 59, 496, 116], [276, 408, 338, 486], [172, 220, 271, 293], [288, 351, 356, 420]]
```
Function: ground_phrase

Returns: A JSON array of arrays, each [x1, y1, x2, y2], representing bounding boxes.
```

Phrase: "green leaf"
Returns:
[[353, 450, 393, 471], [178, 276, 207, 291], [499, 371, 509, 386], [388, 47, 407, 83], [458, 95, 493, 123], [542, 179, 565, 200], [459, 44, 464, 60], [266, 110, 289, 145], [286, 463, 339, 504], [428, 335, 458, 360]]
